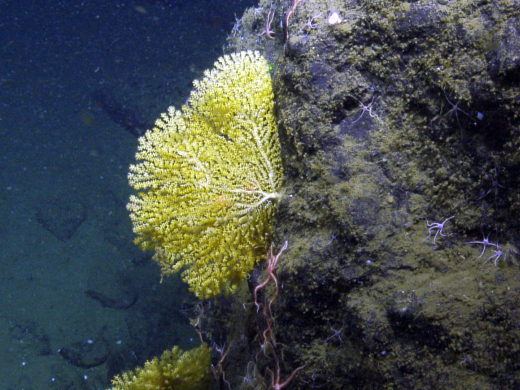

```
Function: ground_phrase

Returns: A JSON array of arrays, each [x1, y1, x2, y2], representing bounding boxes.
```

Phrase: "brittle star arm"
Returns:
[[483, 247, 503, 267]]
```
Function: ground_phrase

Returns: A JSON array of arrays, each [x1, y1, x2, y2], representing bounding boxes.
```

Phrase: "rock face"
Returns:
[[206, 0, 520, 389]]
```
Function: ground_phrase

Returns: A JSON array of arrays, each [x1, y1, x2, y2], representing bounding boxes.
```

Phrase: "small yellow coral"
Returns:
[[110, 343, 213, 390], [127, 51, 283, 299]]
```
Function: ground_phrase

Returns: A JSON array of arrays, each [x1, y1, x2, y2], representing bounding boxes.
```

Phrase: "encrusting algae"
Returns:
[[110, 343, 213, 390], [127, 51, 283, 299]]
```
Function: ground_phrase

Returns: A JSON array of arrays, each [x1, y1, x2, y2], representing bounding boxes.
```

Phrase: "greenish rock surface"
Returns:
[[204, 0, 520, 389]]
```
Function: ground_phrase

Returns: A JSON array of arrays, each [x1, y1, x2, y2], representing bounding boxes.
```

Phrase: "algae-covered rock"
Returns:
[[212, 0, 520, 389]]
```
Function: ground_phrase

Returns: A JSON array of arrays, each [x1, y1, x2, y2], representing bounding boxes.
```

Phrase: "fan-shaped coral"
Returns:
[[127, 51, 283, 299]]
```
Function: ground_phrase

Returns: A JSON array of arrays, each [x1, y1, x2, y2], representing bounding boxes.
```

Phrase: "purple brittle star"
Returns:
[[422, 216, 455, 245], [465, 226, 499, 262]]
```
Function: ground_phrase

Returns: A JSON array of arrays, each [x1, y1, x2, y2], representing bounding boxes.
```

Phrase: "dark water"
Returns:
[[0, 0, 255, 388]]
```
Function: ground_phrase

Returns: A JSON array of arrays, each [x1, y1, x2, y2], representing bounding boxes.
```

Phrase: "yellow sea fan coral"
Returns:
[[110, 343, 213, 390], [127, 51, 283, 299]]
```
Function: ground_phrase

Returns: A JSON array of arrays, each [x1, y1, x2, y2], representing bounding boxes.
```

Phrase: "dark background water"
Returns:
[[0, 0, 255, 388]]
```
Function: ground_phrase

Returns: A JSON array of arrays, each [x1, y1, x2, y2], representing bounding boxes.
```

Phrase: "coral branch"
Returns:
[[285, 0, 305, 39], [244, 241, 306, 389]]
